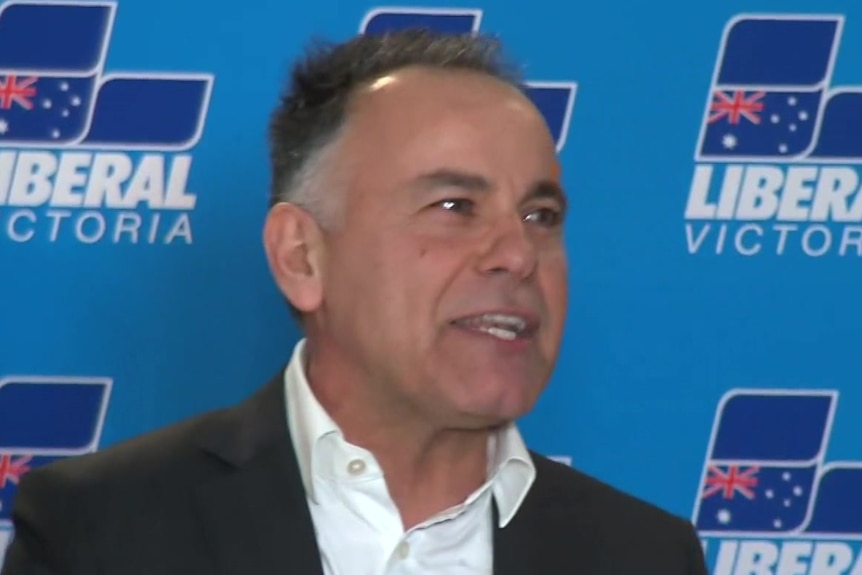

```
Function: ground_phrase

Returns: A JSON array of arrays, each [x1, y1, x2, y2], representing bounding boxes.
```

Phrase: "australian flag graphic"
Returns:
[[0, 0, 212, 149], [0, 377, 112, 525], [694, 390, 862, 537], [360, 8, 576, 152], [696, 15, 862, 162]]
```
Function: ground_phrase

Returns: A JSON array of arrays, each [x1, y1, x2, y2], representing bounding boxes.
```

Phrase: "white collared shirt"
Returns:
[[283, 339, 536, 575]]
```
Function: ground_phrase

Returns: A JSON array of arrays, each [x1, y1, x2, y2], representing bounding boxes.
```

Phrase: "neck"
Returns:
[[304, 337, 494, 529]]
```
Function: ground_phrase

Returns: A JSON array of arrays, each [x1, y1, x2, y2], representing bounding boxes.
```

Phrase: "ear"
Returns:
[[263, 203, 325, 314]]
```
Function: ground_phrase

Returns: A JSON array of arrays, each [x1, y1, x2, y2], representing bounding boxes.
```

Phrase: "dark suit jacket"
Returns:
[[2, 372, 708, 575]]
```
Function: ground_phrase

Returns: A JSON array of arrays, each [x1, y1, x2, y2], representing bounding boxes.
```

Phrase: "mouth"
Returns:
[[449, 311, 539, 342]]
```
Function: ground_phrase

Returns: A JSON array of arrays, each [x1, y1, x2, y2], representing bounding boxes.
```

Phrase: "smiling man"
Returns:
[[3, 30, 707, 575]]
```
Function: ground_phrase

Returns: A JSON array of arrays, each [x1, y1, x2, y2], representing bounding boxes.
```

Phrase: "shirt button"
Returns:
[[395, 541, 410, 559], [347, 459, 366, 475]]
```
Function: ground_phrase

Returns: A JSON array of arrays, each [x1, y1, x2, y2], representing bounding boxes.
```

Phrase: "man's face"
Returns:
[[315, 67, 568, 428]]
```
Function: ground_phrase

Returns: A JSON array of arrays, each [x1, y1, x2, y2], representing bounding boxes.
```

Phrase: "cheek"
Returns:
[[359, 239, 434, 302], [540, 258, 568, 317], [325, 236, 388, 314], [395, 241, 467, 312], [333, 225, 468, 319]]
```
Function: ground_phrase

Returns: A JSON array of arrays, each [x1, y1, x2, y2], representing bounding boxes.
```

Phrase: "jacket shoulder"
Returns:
[[3, 405, 238, 574], [528, 451, 701, 539], [521, 453, 708, 574], [34, 405, 233, 490]]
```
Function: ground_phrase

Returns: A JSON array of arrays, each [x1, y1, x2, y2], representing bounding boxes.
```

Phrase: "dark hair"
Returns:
[[267, 28, 524, 210], [268, 28, 523, 324]]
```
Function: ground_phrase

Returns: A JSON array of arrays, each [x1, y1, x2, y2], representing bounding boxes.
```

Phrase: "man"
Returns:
[[3, 30, 708, 574]]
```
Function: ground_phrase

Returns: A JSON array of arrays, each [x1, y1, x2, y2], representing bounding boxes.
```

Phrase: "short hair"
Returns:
[[267, 28, 524, 322], [267, 28, 525, 221]]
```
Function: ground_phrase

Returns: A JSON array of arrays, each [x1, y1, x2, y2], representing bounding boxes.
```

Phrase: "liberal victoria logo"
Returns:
[[0, 1, 213, 245], [686, 15, 862, 258], [0, 376, 112, 566], [693, 390, 862, 574], [360, 7, 577, 153]]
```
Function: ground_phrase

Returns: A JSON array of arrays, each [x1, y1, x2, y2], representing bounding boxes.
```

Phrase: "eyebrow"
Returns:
[[412, 169, 492, 193], [412, 168, 567, 210]]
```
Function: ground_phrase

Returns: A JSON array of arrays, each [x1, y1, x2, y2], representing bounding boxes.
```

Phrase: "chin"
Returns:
[[457, 393, 537, 426], [435, 369, 546, 425]]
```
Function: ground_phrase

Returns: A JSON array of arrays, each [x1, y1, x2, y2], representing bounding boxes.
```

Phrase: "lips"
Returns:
[[450, 312, 538, 341]]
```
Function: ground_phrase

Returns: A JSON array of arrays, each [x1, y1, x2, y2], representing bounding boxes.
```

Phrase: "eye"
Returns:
[[435, 198, 475, 215], [523, 207, 563, 227]]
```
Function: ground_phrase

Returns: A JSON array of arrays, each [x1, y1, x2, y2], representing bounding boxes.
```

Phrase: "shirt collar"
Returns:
[[283, 337, 536, 527], [486, 422, 537, 527], [284, 338, 340, 505]]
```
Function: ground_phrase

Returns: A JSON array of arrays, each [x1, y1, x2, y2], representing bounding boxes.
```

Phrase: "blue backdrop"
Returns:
[[2, 1, 862, 573]]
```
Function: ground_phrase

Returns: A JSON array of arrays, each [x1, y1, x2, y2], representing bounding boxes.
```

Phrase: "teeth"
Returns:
[[483, 314, 527, 331], [485, 326, 517, 341], [455, 313, 528, 335]]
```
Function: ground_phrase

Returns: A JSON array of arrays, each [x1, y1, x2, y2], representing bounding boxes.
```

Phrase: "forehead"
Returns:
[[341, 67, 557, 179], [356, 66, 524, 112]]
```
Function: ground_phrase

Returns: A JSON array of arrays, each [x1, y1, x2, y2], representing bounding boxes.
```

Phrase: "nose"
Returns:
[[475, 216, 538, 280]]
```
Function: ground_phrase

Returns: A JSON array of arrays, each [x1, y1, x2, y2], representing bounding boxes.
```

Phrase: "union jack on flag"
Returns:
[[0, 455, 31, 489], [702, 465, 759, 500], [0, 75, 37, 110], [708, 91, 765, 125]]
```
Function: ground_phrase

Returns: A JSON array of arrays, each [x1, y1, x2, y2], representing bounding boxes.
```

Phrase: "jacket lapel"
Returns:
[[193, 374, 325, 575], [493, 456, 603, 575]]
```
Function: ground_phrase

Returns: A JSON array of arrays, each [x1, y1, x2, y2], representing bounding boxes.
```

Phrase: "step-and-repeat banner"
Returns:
[[2, 0, 862, 572]]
